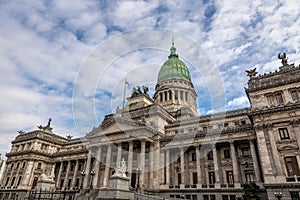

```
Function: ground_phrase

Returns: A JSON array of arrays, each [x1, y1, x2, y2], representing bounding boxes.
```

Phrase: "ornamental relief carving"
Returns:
[[277, 143, 299, 151]]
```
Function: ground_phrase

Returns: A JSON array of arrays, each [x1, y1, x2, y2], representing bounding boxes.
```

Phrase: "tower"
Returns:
[[154, 40, 198, 119]]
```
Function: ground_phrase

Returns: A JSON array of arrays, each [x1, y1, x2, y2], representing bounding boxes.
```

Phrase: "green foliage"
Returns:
[[242, 182, 260, 200]]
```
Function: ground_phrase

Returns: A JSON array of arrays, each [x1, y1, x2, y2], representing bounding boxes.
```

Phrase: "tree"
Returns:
[[242, 182, 260, 200]]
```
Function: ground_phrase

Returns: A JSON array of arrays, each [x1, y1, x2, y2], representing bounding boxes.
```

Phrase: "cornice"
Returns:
[[246, 65, 300, 92], [249, 103, 300, 116], [160, 124, 254, 142]]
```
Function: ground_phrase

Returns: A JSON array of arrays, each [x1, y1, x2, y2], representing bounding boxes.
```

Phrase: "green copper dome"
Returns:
[[157, 43, 191, 83]]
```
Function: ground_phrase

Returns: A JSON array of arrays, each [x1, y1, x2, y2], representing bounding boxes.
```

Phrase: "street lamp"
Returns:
[[274, 191, 282, 200], [90, 169, 96, 189], [136, 165, 142, 192], [80, 170, 85, 189]]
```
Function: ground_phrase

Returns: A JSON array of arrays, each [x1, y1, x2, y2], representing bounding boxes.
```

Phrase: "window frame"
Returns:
[[279, 128, 290, 140]]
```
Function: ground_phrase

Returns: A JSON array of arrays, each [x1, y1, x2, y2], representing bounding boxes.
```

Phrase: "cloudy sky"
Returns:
[[1, 0, 300, 156]]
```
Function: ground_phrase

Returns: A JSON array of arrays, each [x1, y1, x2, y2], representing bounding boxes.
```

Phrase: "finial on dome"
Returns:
[[169, 32, 178, 58]]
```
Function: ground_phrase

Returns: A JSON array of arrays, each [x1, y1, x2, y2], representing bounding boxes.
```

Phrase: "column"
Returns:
[[213, 145, 220, 185], [200, 150, 206, 184], [154, 140, 160, 187], [195, 145, 201, 185], [172, 90, 175, 103], [149, 143, 154, 188], [140, 140, 146, 187], [62, 161, 71, 189], [180, 147, 185, 185], [103, 144, 112, 187], [249, 139, 261, 183], [165, 149, 170, 185], [116, 143, 122, 167], [160, 150, 165, 184], [83, 152, 92, 189], [71, 160, 79, 189], [128, 141, 133, 184], [93, 146, 102, 188], [230, 141, 240, 186]]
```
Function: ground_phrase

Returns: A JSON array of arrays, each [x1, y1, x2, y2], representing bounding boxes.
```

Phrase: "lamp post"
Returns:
[[89, 169, 96, 189], [80, 170, 85, 189], [274, 191, 282, 200], [136, 165, 142, 192]]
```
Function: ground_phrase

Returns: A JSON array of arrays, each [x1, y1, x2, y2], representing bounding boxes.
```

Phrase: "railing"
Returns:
[[167, 183, 237, 189], [286, 176, 300, 182], [26, 189, 79, 200]]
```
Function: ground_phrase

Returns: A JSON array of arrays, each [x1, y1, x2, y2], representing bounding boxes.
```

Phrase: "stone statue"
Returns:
[[131, 85, 149, 97], [278, 52, 288, 66], [137, 86, 142, 94], [114, 158, 127, 177], [142, 86, 149, 95], [37, 118, 53, 132], [245, 68, 258, 79]]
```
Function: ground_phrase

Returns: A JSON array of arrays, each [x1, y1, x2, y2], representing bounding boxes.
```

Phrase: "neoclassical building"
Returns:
[[1, 44, 300, 200]]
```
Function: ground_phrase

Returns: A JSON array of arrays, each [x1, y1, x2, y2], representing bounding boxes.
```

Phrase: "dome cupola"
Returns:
[[157, 42, 192, 84], [154, 40, 198, 119]]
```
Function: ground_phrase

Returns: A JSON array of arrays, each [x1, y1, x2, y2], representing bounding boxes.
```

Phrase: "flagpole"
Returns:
[[122, 79, 127, 109]]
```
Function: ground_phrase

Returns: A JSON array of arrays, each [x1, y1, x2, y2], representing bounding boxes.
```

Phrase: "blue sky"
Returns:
[[0, 0, 300, 156]]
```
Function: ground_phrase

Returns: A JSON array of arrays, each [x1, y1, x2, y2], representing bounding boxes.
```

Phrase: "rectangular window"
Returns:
[[178, 173, 182, 185], [285, 156, 300, 176], [224, 122, 229, 127], [203, 195, 209, 200], [229, 195, 236, 200], [192, 172, 197, 184], [267, 95, 275, 106], [241, 148, 250, 156], [245, 171, 255, 182], [279, 128, 290, 139], [290, 192, 300, 200], [185, 91, 188, 101], [222, 195, 229, 200], [203, 126, 208, 132], [276, 93, 284, 104], [224, 149, 230, 159], [207, 152, 213, 160], [291, 91, 299, 101], [226, 171, 234, 184], [192, 153, 196, 161], [241, 120, 246, 125], [209, 172, 215, 184]]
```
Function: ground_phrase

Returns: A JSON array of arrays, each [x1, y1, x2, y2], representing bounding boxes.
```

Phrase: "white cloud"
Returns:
[[227, 96, 249, 108]]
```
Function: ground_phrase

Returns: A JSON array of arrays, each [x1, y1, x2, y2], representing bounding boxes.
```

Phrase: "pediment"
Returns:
[[277, 144, 299, 151], [88, 117, 144, 137]]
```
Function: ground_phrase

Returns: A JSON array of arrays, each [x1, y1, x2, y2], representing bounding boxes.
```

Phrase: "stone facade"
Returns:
[[1, 46, 300, 200]]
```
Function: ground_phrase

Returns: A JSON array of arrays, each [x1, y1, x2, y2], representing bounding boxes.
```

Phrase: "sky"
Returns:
[[0, 0, 300, 156]]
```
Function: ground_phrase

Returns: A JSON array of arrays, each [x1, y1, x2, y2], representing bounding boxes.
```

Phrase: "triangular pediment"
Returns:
[[87, 116, 145, 137]]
